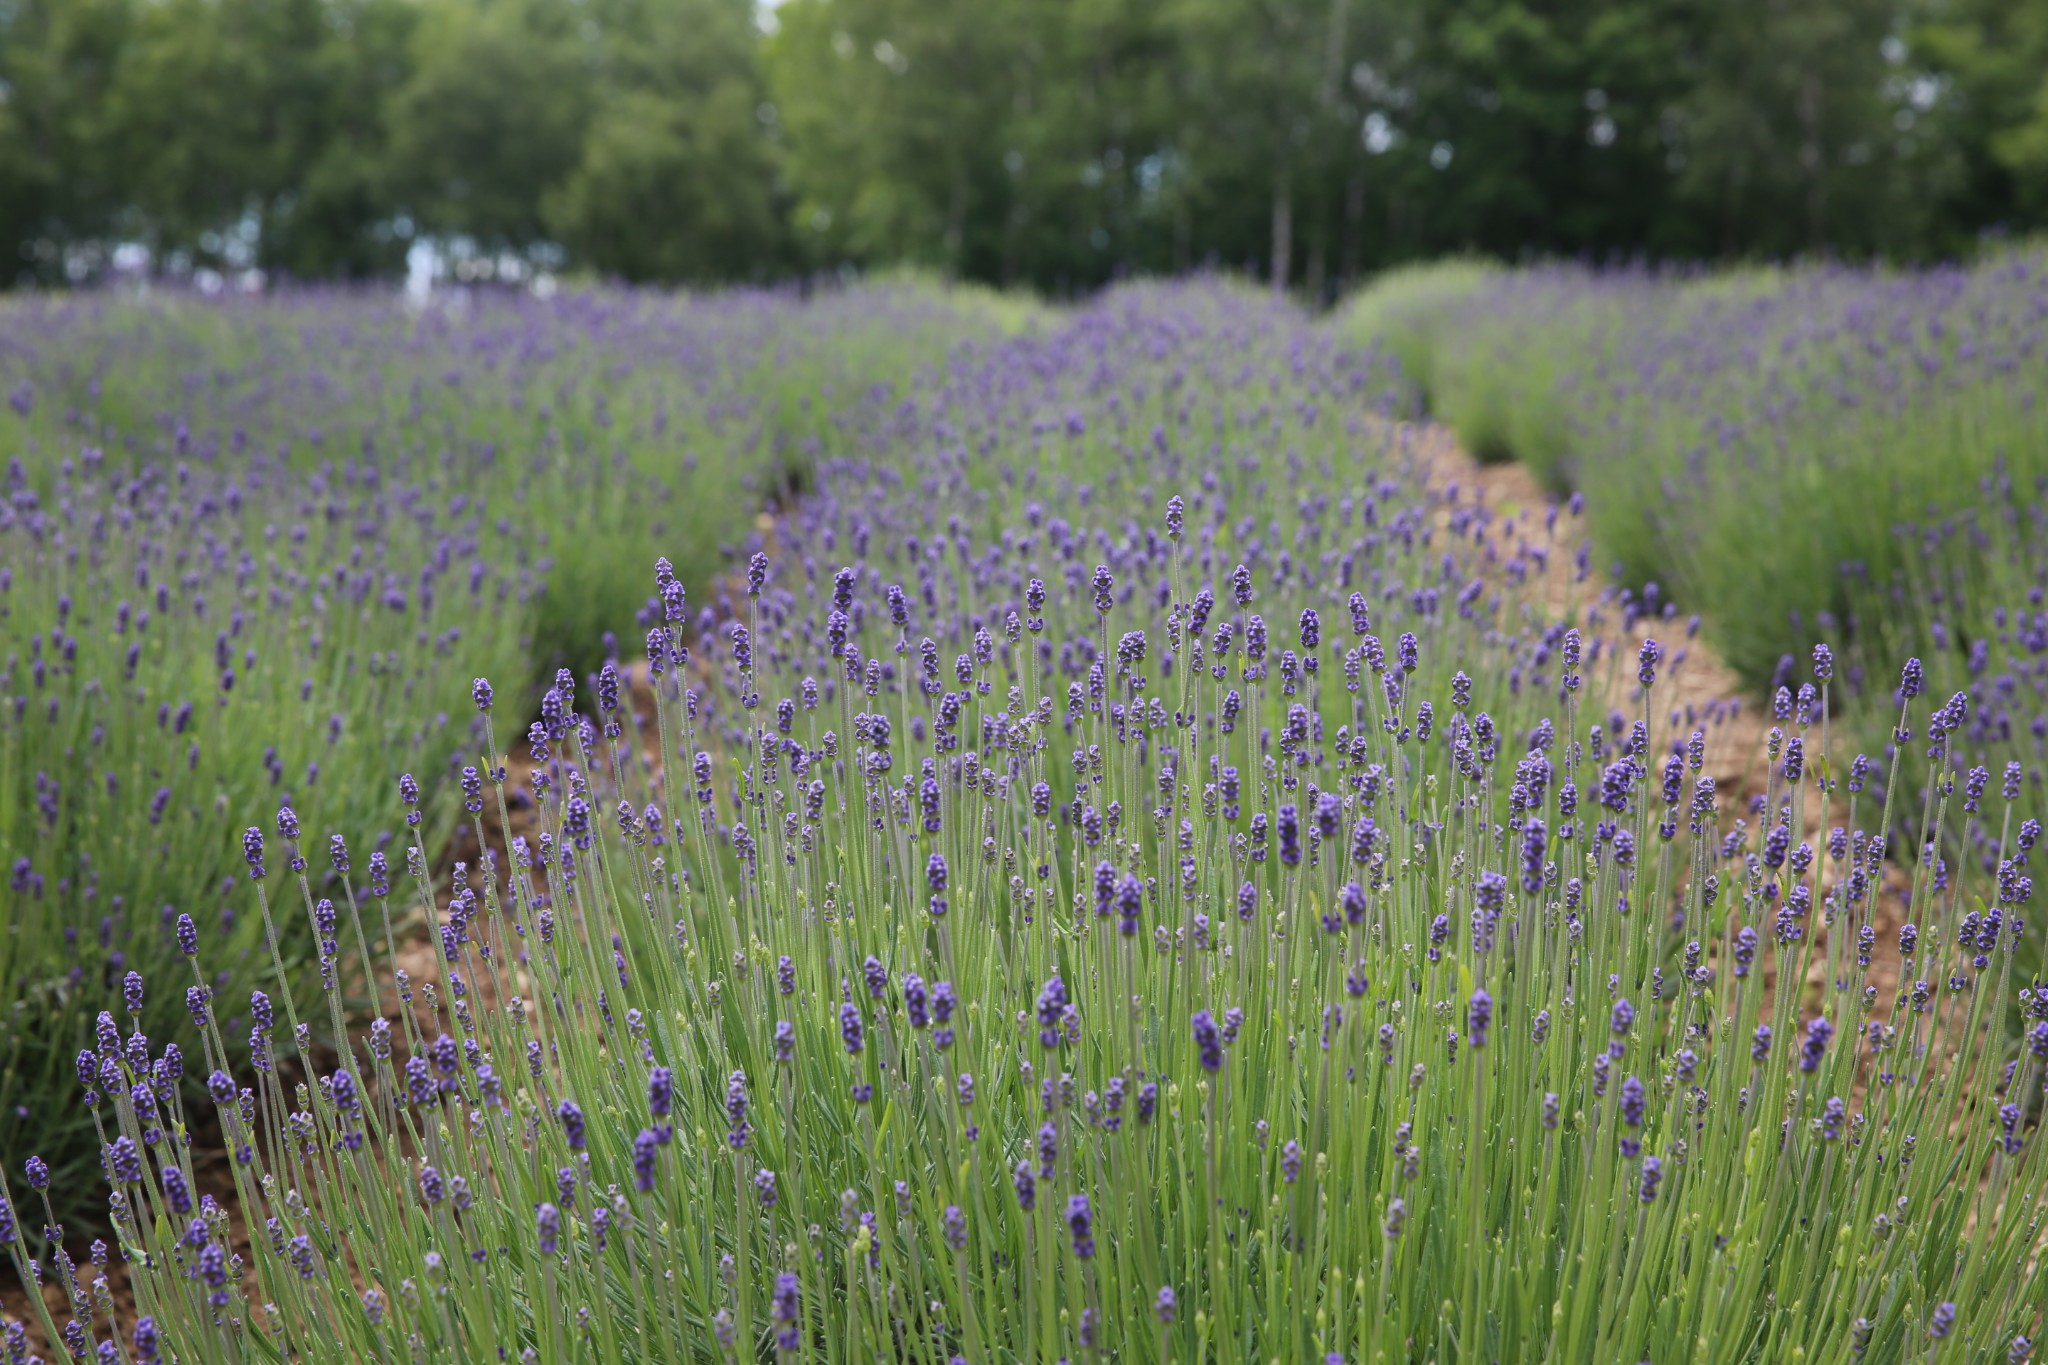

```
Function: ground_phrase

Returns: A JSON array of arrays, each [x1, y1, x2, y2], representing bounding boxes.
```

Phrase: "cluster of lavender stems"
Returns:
[[0, 282, 2040, 1365], [0, 442, 536, 1215], [0, 279, 1020, 1217], [1343, 250, 2048, 712]]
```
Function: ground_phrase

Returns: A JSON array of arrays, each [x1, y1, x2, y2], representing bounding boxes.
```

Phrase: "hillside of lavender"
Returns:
[[1, 274, 2043, 1364]]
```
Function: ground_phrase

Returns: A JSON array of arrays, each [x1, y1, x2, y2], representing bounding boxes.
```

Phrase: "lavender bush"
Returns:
[[1339, 251, 2048, 693], [3, 280, 1036, 686], [0, 444, 536, 1214], [1, 282, 2040, 1363], [1844, 475, 2048, 943], [0, 278, 1031, 1212]]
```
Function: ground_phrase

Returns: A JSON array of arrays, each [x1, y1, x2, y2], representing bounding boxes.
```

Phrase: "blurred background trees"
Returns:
[[1, 0, 2044, 293]]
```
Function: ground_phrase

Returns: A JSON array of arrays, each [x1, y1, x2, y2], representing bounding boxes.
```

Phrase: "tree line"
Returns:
[[3, 0, 2045, 295]]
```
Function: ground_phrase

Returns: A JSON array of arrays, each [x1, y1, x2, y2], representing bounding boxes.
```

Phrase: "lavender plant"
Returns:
[[0, 445, 535, 1215], [2, 284, 2040, 1364], [1841, 475, 2048, 970], [2, 280, 1036, 686], [1340, 250, 2048, 693], [0, 277, 1029, 1211]]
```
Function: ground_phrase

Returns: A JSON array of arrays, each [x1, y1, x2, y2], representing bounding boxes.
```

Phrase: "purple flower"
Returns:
[[1467, 990, 1492, 1048], [106, 1136, 142, 1183], [727, 1071, 751, 1147], [557, 1099, 587, 1151], [1192, 1009, 1223, 1071], [536, 1203, 560, 1256], [1800, 1017, 1833, 1072], [1066, 1194, 1095, 1258], [646, 1065, 675, 1121], [1036, 975, 1068, 1049], [772, 1273, 802, 1352], [633, 1129, 660, 1192], [1276, 803, 1301, 866], [133, 1317, 160, 1365]]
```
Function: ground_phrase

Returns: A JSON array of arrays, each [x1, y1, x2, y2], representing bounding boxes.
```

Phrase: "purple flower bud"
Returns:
[[1467, 990, 1492, 1048], [634, 1129, 660, 1192], [648, 1066, 673, 1120], [536, 1203, 560, 1256], [772, 1273, 802, 1353], [557, 1099, 587, 1151], [1191, 1009, 1223, 1071], [1066, 1194, 1095, 1258]]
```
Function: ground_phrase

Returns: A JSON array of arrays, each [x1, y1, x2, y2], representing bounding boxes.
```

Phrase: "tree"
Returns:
[[0, 0, 133, 284], [382, 0, 594, 262], [544, 0, 787, 282]]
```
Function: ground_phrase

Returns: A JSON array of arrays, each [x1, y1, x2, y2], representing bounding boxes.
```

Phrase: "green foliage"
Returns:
[[7, 0, 2047, 290]]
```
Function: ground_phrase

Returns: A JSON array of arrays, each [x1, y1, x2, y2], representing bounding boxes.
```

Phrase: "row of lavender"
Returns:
[[1, 281, 2037, 1361], [0, 282, 1023, 1215], [1340, 251, 2048, 724]]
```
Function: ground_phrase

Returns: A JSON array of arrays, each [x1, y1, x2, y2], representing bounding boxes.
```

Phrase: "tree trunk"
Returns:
[[1270, 172, 1293, 298], [1341, 171, 1364, 290], [1797, 72, 1825, 249], [945, 170, 970, 280]]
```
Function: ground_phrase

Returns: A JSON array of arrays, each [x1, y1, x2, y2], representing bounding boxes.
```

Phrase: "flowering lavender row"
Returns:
[[1343, 251, 2048, 698], [1841, 475, 2048, 874], [0, 280, 1026, 1215], [0, 442, 536, 1215], [1, 282, 2042, 1364], [1, 281, 1029, 685]]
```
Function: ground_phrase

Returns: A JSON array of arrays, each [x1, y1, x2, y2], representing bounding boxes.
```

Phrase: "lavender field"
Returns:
[[0, 273, 2042, 1364]]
